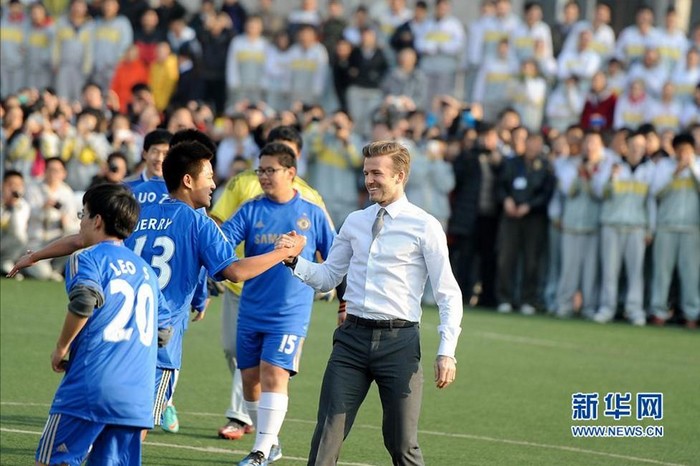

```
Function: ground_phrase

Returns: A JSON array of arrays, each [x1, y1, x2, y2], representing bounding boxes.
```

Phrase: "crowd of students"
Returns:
[[2, 0, 699, 329]]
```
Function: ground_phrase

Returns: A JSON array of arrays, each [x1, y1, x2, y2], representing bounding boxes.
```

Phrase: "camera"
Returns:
[[108, 163, 120, 173], [11, 191, 22, 199], [53, 201, 63, 210]]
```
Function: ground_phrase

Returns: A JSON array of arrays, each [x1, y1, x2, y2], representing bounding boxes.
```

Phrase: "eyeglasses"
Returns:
[[254, 167, 287, 177]]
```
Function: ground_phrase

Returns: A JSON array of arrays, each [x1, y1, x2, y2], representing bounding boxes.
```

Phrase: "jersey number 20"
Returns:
[[103, 278, 156, 346]]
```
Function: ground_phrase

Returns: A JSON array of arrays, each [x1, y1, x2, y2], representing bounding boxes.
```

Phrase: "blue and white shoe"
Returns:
[[238, 451, 268, 466], [268, 444, 283, 463]]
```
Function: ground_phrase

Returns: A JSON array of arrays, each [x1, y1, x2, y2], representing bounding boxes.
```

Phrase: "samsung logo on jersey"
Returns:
[[133, 217, 173, 232], [255, 233, 283, 244]]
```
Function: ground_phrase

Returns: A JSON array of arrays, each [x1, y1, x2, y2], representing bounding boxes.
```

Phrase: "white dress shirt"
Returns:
[[292, 195, 463, 357]]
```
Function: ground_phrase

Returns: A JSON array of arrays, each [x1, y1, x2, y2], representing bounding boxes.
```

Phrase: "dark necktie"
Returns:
[[372, 208, 386, 240]]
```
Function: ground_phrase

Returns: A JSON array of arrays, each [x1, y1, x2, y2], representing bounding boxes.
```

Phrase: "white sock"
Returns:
[[167, 370, 180, 407], [252, 392, 288, 457], [244, 400, 259, 428]]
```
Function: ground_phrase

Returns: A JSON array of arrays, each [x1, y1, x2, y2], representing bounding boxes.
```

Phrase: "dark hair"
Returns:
[[107, 151, 128, 168], [81, 81, 101, 94], [131, 83, 151, 95], [170, 128, 217, 153], [672, 133, 695, 149], [524, 1, 541, 13], [258, 142, 297, 169], [162, 141, 213, 193], [267, 125, 303, 154], [82, 184, 139, 239], [143, 129, 172, 151], [45, 156, 66, 169], [3, 169, 23, 182]]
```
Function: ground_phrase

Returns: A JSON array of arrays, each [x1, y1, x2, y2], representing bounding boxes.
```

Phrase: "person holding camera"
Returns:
[[0, 170, 31, 277], [88, 151, 129, 189], [23, 157, 80, 281]]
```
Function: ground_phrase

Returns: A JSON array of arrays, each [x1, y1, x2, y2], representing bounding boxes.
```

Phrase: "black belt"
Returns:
[[346, 314, 417, 329]]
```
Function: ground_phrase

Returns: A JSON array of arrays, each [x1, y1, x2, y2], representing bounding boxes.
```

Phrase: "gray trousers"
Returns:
[[650, 229, 700, 321], [308, 321, 424, 466], [56, 66, 87, 102], [0, 66, 24, 97], [598, 226, 646, 321], [556, 231, 599, 318], [221, 289, 252, 424], [543, 223, 561, 313]]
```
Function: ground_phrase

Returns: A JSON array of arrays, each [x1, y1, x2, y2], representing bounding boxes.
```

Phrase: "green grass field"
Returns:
[[1, 278, 698, 466]]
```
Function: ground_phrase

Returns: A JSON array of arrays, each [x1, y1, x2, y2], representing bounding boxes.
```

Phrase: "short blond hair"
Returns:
[[362, 141, 411, 184]]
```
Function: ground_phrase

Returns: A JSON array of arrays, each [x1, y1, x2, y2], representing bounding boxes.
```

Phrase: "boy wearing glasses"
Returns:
[[221, 143, 335, 466]]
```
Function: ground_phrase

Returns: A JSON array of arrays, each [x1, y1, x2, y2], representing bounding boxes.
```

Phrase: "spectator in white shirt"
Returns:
[[473, 38, 518, 122], [287, 24, 329, 106], [626, 48, 669, 99], [512, 1, 552, 63], [657, 7, 689, 74], [613, 79, 651, 130], [605, 57, 628, 97], [475, 0, 521, 64], [226, 15, 269, 108], [510, 59, 547, 132], [558, 29, 602, 93], [671, 47, 700, 106], [546, 77, 585, 134], [262, 31, 292, 112], [415, 0, 466, 107], [649, 82, 682, 133], [680, 84, 700, 129], [0, 170, 30, 276], [562, 2, 615, 62], [343, 5, 372, 47], [615, 5, 661, 66], [215, 114, 259, 183]]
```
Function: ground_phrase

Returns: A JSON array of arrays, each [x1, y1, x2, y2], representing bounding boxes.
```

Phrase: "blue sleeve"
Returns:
[[198, 217, 238, 281], [314, 208, 336, 261], [190, 268, 209, 312], [220, 204, 249, 247], [65, 251, 105, 304]]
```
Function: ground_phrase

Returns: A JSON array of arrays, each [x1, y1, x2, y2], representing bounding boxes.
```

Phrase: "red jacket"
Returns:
[[580, 91, 617, 131]]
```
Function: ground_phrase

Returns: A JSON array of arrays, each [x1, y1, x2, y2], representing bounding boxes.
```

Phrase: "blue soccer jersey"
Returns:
[[130, 178, 169, 206], [221, 192, 335, 335], [125, 198, 238, 369], [50, 241, 167, 428]]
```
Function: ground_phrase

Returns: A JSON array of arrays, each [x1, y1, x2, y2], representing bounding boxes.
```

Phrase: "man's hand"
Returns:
[[7, 250, 35, 278], [192, 309, 206, 322], [516, 203, 531, 218], [434, 355, 457, 389], [51, 345, 70, 373], [504, 197, 518, 217], [275, 231, 307, 262]]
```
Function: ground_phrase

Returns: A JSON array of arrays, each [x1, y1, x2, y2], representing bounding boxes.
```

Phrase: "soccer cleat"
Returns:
[[237, 450, 268, 466], [268, 444, 282, 463], [162, 405, 179, 433], [218, 419, 246, 440], [497, 303, 512, 314]]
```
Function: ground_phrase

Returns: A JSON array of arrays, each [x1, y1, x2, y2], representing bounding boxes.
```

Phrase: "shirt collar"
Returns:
[[375, 195, 409, 219]]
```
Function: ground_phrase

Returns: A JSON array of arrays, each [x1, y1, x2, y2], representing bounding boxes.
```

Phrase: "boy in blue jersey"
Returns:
[[10, 140, 307, 440], [124, 129, 172, 191], [129, 129, 218, 433], [36, 183, 170, 466], [220, 143, 335, 466]]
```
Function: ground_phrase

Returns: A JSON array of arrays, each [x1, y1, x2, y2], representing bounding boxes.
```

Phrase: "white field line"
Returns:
[[0, 427, 375, 466], [1, 401, 685, 466]]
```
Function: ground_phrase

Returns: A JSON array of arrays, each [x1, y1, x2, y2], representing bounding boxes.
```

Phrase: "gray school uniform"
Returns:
[[1, 16, 27, 97], [555, 158, 603, 318], [595, 156, 656, 324], [92, 15, 133, 90], [24, 22, 55, 91], [52, 17, 94, 102], [649, 157, 700, 322]]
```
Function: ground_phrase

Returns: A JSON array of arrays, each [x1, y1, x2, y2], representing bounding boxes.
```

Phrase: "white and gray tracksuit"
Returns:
[[25, 22, 55, 91], [555, 158, 603, 318], [595, 156, 656, 323], [52, 17, 93, 102], [92, 15, 133, 91], [649, 157, 700, 322]]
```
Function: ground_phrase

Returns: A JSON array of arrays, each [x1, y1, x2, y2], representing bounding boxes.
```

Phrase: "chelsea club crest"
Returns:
[[296, 215, 311, 231]]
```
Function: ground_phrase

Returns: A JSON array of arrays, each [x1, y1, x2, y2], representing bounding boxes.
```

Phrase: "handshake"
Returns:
[[275, 231, 306, 265]]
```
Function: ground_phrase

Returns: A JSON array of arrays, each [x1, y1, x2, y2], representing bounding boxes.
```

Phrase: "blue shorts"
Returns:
[[153, 367, 176, 425], [36, 413, 141, 465], [237, 329, 305, 375]]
